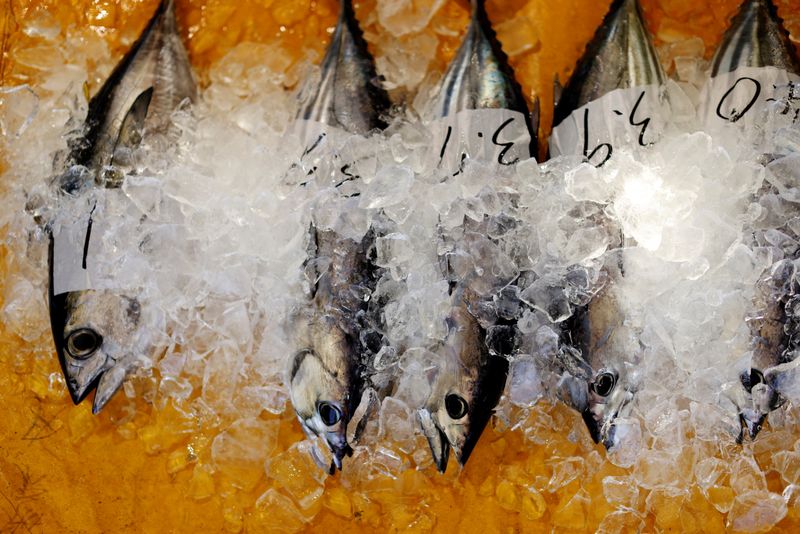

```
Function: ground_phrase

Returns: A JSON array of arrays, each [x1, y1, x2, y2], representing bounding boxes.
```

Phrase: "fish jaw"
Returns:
[[417, 408, 451, 473], [92, 364, 130, 414], [583, 386, 634, 450]]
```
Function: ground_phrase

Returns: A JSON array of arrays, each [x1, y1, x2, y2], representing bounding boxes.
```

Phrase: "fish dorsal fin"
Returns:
[[553, 0, 664, 128], [297, 0, 390, 135], [710, 0, 800, 76], [110, 87, 154, 164], [433, 0, 531, 121]]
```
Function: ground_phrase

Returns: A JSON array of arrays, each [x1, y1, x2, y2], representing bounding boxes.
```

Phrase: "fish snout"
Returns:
[[417, 408, 451, 473], [327, 440, 354, 473]]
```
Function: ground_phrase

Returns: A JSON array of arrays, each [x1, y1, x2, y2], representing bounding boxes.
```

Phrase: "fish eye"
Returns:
[[317, 402, 342, 426], [592, 372, 616, 397], [66, 328, 102, 359], [445, 394, 468, 420]]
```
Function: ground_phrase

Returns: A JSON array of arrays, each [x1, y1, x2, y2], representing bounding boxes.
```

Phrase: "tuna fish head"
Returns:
[[418, 305, 508, 473], [51, 289, 148, 413], [582, 365, 635, 450], [288, 316, 358, 472]]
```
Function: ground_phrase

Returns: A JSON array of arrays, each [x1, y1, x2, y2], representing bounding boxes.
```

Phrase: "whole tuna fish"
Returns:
[[551, 0, 662, 449], [287, 0, 390, 472], [710, 0, 800, 77], [418, 0, 530, 473], [48, 0, 196, 414], [710, 0, 800, 441], [290, 226, 385, 472]]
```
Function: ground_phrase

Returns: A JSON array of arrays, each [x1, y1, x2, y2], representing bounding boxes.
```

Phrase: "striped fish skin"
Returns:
[[433, 0, 538, 155], [48, 0, 196, 415], [296, 0, 390, 136], [710, 0, 800, 76], [552, 0, 664, 130]]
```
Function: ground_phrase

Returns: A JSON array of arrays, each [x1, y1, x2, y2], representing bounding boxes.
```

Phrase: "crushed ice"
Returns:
[[3, 21, 800, 533]]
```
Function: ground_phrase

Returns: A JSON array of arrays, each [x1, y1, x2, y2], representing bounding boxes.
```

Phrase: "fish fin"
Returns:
[[110, 86, 154, 167], [766, 357, 800, 405], [557, 373, 589, 412], [348, 387, 379, 445], [553, 75, 563, 110]]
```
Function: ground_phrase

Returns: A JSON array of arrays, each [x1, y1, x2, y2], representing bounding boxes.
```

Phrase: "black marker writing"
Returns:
[[492, 117, 519, 166], [582, 108, 612, 167], [716, 77, 761, 123], [82, 203, 96, 270]]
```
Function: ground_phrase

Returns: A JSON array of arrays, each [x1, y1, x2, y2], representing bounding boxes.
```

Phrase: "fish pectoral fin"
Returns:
[[347, 387, 379, 445], [109, 86, 154, 169], [766, 357, 800, 405]]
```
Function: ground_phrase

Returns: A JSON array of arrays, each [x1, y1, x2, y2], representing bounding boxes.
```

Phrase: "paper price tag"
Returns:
[[288, 120, 374, 194], [700, 66, 800, 131], [549, 85, 666, 167], [429, 108, 532, 175], [52, 191, 111, 295]]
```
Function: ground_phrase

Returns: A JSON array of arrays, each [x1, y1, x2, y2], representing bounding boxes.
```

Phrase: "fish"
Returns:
[[418, 283, 511, 473], [559, 262, 636, 450], [289, 226, 385, 473], [552, 0, 664, 130], [48, 0, 196, 414], [417, 0, 530, 473], [296, 0, 390, 137], [550, 0, 661, 449], [734, 260, 799, 440], [708, 1, 800, 441], [710, 0, 800, 77], [287, 0, 390, 473]]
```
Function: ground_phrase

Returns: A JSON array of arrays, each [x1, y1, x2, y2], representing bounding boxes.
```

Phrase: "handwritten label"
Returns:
[[52, 191, 112, 295], [429, 108, 532, 175], [549, 85, 666, 167], [701, 66, 800, 131], [287, 120, 375, 196]]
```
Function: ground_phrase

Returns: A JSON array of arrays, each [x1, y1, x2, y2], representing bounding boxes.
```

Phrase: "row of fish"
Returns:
[[44, 0, 800, 476]]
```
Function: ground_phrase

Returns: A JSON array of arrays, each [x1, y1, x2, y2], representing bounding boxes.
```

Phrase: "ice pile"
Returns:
[[3, 14, 800, 534]]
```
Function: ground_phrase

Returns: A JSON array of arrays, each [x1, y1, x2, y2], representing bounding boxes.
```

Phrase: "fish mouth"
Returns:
[[327, 440, 354, 474], [737, 410, 767, 443], [584, 389, 634, 450], [418, 409, 451, 473]]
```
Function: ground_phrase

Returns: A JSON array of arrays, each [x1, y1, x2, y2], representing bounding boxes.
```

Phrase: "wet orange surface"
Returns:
[[2, 0, 800, 532]]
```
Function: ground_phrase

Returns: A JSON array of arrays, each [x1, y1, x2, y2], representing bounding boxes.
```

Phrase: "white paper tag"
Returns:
[[287, 120, 375, 195], [700, 66, 800, 131], [52, 191, 112, 295], [429, 108, 532, 175], [549, 84, 666, 167]]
